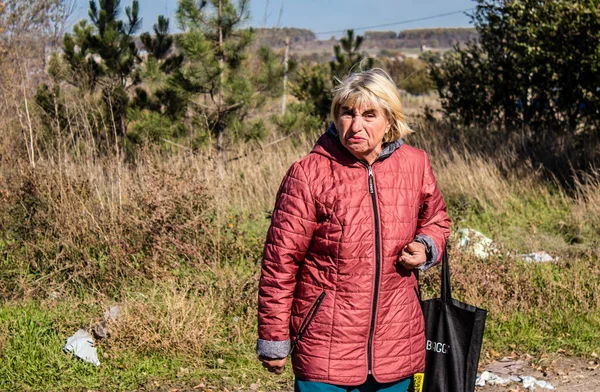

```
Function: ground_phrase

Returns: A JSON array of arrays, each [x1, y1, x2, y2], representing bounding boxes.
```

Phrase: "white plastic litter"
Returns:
[[476, 371, 516, 386], [519, 251, 558, 263], [535, 380, 556, 390], [457, 228, 495, 259], [63, 329, 100, 366], [93, 305, 122, 340], [104, 305, 121, 322], [522, 376, 556, 390], [476, 371, 554, 390]]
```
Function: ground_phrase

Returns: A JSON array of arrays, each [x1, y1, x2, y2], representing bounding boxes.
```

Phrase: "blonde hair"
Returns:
[[331, 68, 412, 141]]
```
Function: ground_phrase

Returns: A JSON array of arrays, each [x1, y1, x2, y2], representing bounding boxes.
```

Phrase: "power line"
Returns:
[[315, 8, 474, 36]]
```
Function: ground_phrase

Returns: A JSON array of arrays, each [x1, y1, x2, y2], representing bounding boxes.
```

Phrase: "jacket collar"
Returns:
[[311, 122, 404, 165]]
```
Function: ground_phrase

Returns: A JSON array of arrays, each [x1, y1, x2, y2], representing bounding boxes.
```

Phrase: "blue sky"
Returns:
[[72, 0, 475, 37]]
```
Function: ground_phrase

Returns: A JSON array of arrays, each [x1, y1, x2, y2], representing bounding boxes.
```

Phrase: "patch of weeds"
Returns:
[[447, 188, 577, 252], [484, 309, 600, 356], [0, 298, 290, 391]]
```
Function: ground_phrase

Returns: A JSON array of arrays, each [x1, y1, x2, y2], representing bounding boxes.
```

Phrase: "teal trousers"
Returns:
[[294, 376, 410, 392]]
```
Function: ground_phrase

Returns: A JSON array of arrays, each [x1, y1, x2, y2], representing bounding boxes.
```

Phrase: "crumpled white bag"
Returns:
[[522, 376, 556, 390], [476, 372, 555, 390], [63, 329, 100, 366]]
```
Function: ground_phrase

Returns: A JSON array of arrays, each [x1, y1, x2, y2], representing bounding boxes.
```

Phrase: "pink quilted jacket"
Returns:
[[257, 128, 451, 385]]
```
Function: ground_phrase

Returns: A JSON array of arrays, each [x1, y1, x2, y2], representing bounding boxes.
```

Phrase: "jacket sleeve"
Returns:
[[256, 161, 317, 358], [414, 151, 451, 271]]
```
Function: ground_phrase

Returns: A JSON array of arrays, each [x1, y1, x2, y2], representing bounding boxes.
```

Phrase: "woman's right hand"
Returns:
[[258, 356, 287, 374]]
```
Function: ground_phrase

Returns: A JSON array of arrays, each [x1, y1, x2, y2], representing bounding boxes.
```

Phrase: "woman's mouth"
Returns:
[[348, 135, 365, 143]]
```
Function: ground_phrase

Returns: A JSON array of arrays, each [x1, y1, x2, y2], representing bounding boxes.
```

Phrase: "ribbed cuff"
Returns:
[[256, 339, 290, 359], [414, 235, 438, 272]]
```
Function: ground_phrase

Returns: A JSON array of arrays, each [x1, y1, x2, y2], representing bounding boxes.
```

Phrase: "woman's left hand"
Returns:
[[258, 356, 287, 374], [397, 242, 427, 269]]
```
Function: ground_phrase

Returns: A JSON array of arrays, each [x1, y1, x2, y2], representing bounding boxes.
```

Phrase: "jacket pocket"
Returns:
[[290, 291, 326, 354]]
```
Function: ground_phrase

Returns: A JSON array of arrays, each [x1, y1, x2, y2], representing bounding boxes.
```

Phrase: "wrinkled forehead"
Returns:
[[337, 89, 385, 114]]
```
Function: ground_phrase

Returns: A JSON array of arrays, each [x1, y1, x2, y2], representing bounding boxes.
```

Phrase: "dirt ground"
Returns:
[[476, 354, 600, 392], [145, 355, 600, 392]]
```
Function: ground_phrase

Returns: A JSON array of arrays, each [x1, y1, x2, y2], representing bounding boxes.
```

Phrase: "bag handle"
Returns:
[[441, 249, 452, 303], [415, 249, 452, 304]]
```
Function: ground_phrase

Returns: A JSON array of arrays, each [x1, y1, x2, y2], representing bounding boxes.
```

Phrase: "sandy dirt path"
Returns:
[[475, 355, 600, 392], [146, 355, 600, 392]]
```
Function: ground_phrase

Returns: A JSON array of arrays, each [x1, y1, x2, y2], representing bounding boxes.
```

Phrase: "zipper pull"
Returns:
[[368, 166, 374, 194]]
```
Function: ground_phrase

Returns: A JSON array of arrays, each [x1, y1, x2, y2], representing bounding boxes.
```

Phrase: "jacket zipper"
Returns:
[[289, 291, 326, 355], [366, 164, 381, 374]]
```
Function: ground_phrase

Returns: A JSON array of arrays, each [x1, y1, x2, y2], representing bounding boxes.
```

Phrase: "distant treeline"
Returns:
[[364, 28, 478, 47], [395, 28, 478, 47], [253, 27, 317, 47], [254, 27, 478, 48]]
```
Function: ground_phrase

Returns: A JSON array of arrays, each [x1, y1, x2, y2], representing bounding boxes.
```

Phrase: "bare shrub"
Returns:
[[421, 248, 600, 319], [110, 262, 259, 360], [0, 134, 306, 297], [111, 281, 218, 360], [571, 172, 600, 244]]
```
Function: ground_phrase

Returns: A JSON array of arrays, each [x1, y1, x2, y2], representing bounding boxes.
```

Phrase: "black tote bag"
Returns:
[[412, 251, 487, 392]]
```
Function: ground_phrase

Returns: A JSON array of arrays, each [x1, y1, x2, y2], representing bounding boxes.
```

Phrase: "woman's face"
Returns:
[[336, 102, 390, 165]]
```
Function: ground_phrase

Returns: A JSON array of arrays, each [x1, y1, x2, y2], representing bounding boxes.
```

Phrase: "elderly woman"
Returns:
[[256, 69, 451, 392]]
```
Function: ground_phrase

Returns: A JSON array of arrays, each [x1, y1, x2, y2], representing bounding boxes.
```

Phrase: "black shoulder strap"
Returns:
[[415, 249, 452, 303], [441, 249, 451, 303]]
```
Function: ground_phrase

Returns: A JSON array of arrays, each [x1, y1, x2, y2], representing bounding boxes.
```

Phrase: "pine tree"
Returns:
[[135, 15, 185, 120], [290, 30, 374, 124], [174, 0, 282, 170], [140, 15, 183, 75], [58, 0, 142, 138], [330, 30, 374, 82]]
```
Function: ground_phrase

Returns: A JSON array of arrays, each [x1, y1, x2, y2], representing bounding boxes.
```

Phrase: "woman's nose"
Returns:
[[350, 115, 363, 131]]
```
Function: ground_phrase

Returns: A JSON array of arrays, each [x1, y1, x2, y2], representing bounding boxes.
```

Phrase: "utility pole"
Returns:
[[217, 0, 225, 178], [263, 0, 270, 26], [281, 36, 290, 115], [276, 1, 283, 28]]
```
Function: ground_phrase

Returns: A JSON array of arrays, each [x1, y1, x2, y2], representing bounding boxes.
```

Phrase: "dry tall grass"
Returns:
[[2, 97, 599, 289], [573, 173, 600, 237], [112, 281, 219, 359]]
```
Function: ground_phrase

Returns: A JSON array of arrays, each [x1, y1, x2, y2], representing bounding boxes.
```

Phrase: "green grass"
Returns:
[[485, 309, 600, 357], [446, 189, 586, 253], [0, 299, 293, 392], [2, 254, 599, 391]]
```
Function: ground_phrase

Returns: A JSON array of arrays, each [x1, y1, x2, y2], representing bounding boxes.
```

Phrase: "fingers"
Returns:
[[263, 364, 285, 374], [405, 241, 426, 255], [398, 241, 427, 269], [398, 255, 424, 269], [258, 356, 287, 374], [272, 366, 285, 374]]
